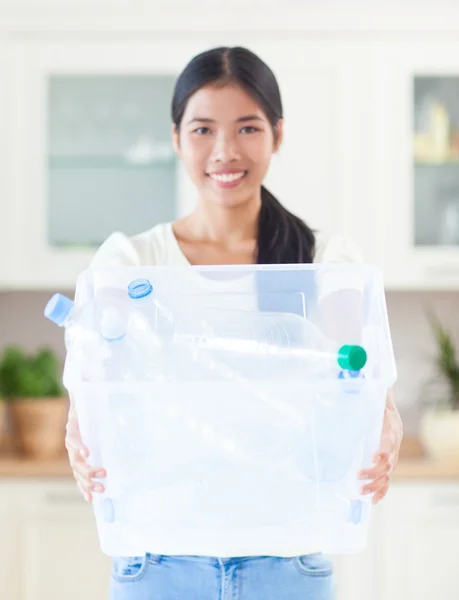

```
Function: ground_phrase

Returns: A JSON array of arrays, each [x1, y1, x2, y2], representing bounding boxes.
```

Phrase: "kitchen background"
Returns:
[[1, 1, 459, 600]]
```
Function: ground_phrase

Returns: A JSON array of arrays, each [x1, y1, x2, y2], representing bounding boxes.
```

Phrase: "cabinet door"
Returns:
[[247, 40, 379, 263], [6, 38, 209, 290], [1, 480, 112, 600], [0, 480, 14, 599], [381, 483, 459, 600], [371, 39, 459, 289], [0, 35, 12, 288]]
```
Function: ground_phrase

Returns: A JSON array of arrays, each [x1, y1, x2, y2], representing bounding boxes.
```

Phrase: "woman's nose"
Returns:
[[210, 133, 241, 162]]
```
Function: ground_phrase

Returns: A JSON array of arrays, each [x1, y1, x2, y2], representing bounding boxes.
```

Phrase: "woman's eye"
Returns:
[[240, 126, 259, 134], [194, 127, 211, 135]]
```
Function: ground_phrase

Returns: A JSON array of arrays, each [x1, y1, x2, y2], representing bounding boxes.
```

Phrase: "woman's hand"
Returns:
[[358, 388, 403, 504], [65, 402, 106, 502]]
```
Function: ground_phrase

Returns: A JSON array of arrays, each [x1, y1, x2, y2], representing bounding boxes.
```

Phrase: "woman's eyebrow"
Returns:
[[186, 117, 215, 125], [186, 115, 264, 126], [236, 115, 264, 123]]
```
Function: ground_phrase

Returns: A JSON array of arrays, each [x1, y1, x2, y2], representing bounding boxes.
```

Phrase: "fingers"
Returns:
[[65, 407, 106, 502], [74, 470, 105, 496], [71, 459, 106, 501], [71, 455, 106, 482], [358, 452, 391, 481], [372, 488, 387, 505], [76, 479, 93, 503], [361, 472, 390, 499], [65, 434, 89, 462]]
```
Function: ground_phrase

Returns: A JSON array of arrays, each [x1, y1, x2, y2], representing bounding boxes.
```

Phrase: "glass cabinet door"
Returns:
[[6, 40, 207, 288], [413, 76, 459, 247], [371, 40, 459, 289], [48, 75, 178, 249]]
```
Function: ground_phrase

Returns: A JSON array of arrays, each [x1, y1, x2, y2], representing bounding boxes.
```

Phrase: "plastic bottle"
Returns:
[[126, 278, 173, 380], [127, 278, 173, 332], [44, 293, 90, 348], [99, 305, 138, 382], [44, 293, 100, 381], [172, 308, 367, 378], [45, 293, 139, 382]]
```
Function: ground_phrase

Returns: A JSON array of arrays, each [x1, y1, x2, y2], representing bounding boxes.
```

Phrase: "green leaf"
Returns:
[[0, 344, 65, 400], [425, 307, 459, 411]]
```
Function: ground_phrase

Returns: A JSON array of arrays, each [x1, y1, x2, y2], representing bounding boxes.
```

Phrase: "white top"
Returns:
[[90, 222, 362, 267], [88, 222, 364, 301]]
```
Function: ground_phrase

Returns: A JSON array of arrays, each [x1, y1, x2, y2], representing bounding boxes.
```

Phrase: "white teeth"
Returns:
[[210, 172, 245, 183]]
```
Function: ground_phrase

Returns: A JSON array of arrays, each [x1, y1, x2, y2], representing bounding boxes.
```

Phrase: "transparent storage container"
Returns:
[[61, 263, 396, 557]]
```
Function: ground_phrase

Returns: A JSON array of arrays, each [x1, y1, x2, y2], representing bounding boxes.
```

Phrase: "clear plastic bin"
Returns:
[[62, 263, 396, 557]]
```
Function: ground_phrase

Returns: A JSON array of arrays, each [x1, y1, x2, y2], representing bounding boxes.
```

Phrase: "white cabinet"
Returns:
[[0, 34, 12, 288], [5, 38, 210, 290], [0, 480, 112, 600], [381, 482, 459, 600], [371, 39, 459, 289], [2, 26, 459, 290]]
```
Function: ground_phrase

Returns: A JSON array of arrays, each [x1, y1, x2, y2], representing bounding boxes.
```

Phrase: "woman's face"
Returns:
[[173, 83, 283, 209]]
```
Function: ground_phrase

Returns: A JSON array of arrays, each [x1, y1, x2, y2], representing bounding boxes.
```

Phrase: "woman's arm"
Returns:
[[358, 388, 404, 504]]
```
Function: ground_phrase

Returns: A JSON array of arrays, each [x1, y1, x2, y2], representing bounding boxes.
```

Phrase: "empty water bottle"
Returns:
[[172, 307, 367, 379], [44, 293, 101, 381], [99, 305, 138, 381], [128, 278, 173, 327]]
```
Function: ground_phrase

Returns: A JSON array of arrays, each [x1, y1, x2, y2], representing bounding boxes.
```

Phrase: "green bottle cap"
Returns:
[[337, 345, 367, 371]]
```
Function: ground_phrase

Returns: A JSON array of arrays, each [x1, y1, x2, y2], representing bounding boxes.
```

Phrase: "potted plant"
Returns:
[[0, 345, 69, 459], [419, 309, 459, 461], [0, 391, 7, 454]]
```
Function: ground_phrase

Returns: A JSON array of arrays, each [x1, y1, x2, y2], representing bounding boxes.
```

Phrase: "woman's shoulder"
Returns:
[[313, 230, 363, 264], [89, 222, 172, 267]]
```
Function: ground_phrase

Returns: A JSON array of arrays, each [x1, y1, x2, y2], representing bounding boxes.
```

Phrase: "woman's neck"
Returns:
[[188, 197, 261, 245]]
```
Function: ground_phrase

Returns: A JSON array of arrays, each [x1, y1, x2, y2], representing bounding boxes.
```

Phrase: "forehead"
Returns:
[[183, 83, 267, 121]]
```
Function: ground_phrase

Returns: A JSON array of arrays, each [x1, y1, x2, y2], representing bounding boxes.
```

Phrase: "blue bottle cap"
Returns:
[[128, 278, 153, 300], [44, 293, 74, 326]]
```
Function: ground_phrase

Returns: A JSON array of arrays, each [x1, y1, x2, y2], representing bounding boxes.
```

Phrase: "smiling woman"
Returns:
[[63, 45, 402, 600]]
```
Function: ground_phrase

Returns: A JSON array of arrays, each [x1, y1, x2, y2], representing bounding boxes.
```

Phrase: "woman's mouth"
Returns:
[[207, 170, 248, 188]]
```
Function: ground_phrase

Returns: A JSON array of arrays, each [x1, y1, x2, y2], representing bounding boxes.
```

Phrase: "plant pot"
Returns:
[[0, 401, 7, 454], [419, 408, 459, 462], [10, 397, 69, 460]]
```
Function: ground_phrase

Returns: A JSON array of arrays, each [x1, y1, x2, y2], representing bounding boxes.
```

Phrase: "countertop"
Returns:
[[0, 437, 458, 480]]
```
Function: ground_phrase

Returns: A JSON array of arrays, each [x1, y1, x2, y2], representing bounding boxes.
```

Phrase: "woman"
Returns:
[[65, 46, 403, 600]]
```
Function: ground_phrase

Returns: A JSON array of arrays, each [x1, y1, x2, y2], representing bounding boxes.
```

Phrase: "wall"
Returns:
[[1, 288, 458, 435]]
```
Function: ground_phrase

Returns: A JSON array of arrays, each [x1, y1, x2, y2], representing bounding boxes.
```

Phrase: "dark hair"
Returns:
[[172, 46, 316, 264]]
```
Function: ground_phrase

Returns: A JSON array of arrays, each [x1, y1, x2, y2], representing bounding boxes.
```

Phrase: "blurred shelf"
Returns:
[[393, 459, 459, 480], [0, 455, 73, 478], [48, 155, 176, 169], [415, 161, 459, 167], [0, 445, 458, 480]]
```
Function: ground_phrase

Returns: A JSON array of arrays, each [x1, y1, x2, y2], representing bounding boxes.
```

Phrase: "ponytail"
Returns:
[[257, 186, 316, 264]]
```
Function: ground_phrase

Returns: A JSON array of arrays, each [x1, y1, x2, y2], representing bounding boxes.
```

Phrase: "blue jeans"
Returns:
[[109, 553, 336, 599]]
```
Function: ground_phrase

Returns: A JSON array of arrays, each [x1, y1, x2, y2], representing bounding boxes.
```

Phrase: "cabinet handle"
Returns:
[[430, 494, 459, 506], [424, 265, 459, 276], [45, 491, 85, 505]]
